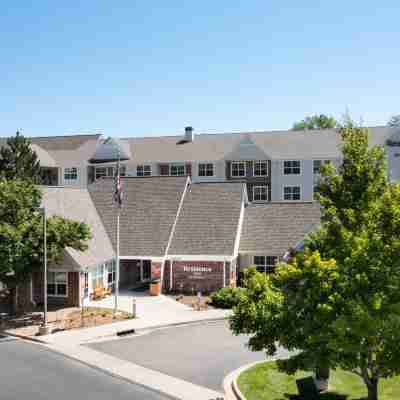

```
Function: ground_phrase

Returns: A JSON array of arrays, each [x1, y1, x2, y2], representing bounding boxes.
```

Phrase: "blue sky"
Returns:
[[1, 1, 399, 137]]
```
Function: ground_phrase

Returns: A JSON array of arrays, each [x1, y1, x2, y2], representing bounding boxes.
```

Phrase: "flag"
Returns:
[[114, 162, 123, 207]]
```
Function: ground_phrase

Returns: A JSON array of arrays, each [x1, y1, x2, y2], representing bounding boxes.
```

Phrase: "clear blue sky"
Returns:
[[1, 1, 399, 137]]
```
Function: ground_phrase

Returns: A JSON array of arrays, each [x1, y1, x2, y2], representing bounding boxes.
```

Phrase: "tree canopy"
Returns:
[[0, 180, 91, 288], [292, 114, 337, 130], [0, 131, 41, 182], [231, 123, 400, 400]]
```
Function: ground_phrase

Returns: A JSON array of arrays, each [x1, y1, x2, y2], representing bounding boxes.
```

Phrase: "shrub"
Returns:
[[209, 287, 245, 309]]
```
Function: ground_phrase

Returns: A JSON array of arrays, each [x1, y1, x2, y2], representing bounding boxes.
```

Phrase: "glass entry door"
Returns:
[[141, 260, 152, 282]]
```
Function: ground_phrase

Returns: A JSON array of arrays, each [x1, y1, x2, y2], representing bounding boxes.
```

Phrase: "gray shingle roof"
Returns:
[[41, 187, 115, 270], [168, 182, 245, 256], [121, 126, 389, 164], [89, 176, 188, 257], [240, 202, 321, 255]]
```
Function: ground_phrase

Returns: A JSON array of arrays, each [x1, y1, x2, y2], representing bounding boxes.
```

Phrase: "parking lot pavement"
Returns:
[[0, 339, 170, 400], [88, 320, 290, 392]]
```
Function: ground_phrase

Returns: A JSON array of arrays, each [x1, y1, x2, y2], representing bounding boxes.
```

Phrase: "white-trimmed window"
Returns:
[[253, 185, 268, 202], [106, 260, 116, 288], [95, 166, 125, 180], [313, 160, 331, 174], [254, 256, 278, 274], [283, 160, 301, 175], [198, 163, 214, 177], [284, 186, 301, 201], [253, 161, 267, 176], [64, 167, 78, 182], [137, 165, 152, 177], [47, 272, 67, 297], [231, 161, 246, 177], [91, 264, 104, 289], [170, 164, 185, 176]]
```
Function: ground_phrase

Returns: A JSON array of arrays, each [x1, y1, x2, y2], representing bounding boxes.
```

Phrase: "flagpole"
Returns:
[[114, 148, 121, 315]]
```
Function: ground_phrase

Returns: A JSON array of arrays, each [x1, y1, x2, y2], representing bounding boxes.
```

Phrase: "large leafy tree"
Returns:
[[0, 180, 91, 295], [0, 131, 41, 181], [231, 123, 400, 400], [293, 114, 337, 130]]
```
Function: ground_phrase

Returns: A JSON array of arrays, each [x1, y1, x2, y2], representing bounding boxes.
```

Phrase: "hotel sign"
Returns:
[[183, 266, 212, 273]]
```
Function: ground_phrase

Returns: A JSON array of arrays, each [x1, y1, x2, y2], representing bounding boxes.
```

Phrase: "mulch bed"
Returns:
[[168, 294, 215, 310]]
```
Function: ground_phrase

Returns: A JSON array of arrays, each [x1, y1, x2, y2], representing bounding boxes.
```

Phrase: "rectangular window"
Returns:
[[64, 167, 78, 182], [91, 264, 104, 289], [106, 260, 116, 288], [170, 164, 185, 176], [253, 161, 267, 176], [253, 186, 268, 202], [198, 163, 214, 177], [283, 160, 301, 175], [284, 186, 301, 201], [313, 160, 330, 174], [137, 165, 152, 177], [231, 161, 246, 177], [47, 272, 67, 297], [254, 256, 278, 274], [95, 166, 125, 180]]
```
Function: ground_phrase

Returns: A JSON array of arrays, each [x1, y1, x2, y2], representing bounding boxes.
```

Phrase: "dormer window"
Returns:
[[198, 163, 214, 177]]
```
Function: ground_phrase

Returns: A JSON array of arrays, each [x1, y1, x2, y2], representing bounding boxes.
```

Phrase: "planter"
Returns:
[[149, 279, 161, 296]]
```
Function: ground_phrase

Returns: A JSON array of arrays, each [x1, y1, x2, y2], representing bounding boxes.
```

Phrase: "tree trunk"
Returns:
[[367, 378, 378, 400], [315, 365, 330, 391]]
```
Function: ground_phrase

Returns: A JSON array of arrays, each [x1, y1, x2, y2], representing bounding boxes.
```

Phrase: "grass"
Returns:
[[237, 361, 400, 400]]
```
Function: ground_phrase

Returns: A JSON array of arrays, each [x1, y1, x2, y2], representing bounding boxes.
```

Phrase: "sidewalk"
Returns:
[[40, 294, 230, 346]]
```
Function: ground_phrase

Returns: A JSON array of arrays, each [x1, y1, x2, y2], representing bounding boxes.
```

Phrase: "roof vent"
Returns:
[[184, 126, 194, 143]]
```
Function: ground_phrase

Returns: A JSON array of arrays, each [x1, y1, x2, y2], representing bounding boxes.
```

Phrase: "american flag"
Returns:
[[114, 163, 123, 207]]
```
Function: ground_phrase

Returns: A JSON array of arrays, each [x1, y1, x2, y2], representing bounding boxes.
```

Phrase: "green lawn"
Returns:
[[237, 361, 400, 400]]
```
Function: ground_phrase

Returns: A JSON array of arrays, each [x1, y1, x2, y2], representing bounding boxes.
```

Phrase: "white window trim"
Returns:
[[47, 271, 68, 298], [253, 255, 278, 273], [231, 161, 246, 178], [283, 185, 302, 201], [253, 185, 268, 202], [169, 163, 186, 176], [198, 163, 214, 177], [253, 160, 268, 177], [137, 164, 152, 177], [282, 160, 302, 176], [313, 159, 331, 175], [63, 167, 79, 183]]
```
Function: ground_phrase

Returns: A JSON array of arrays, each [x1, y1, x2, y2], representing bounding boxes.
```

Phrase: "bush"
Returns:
[[209, 287, 245, 309]]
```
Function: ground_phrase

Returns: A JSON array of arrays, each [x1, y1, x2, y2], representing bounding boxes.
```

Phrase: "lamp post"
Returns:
[[38, 207, 50, 336]]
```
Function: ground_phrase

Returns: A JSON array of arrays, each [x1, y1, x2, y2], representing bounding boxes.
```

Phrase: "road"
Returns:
[[0, 337, 169, 400], [89, 320, 290, 392]]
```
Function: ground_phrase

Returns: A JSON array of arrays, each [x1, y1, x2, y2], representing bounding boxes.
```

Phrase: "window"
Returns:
[[47, 272, 67, 297], [106, 260, 116, 288], [95, 166, 125, 180], [198, 163, 214, 177], [64, 167, 78, 182], [170, 164, 185, 176], [253, 161, 267, 176], [137, 165, 152, 177], [231, 161, 246, 177], [283, 160, 301, 175], [284, 186, 301, 201], [313, 160, 331, 174], [253, 186, 268, 202], [254, 256, 278, 274], [91, 264, 104, 289]]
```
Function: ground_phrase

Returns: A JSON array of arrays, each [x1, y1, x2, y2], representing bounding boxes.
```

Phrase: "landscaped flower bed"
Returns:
[[237, 361, 400, 400]]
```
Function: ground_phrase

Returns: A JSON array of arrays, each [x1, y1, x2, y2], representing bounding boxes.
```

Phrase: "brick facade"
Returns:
[[167, 261, 232, 294]]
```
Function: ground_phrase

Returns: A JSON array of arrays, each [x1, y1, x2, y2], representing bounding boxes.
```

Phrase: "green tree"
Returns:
[[0, 180, 91, 306], [0, 131, 41, 181], [231, 123, 400, 400], [293, 114, 337, 130]]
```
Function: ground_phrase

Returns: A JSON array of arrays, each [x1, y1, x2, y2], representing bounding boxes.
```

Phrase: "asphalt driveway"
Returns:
[[0, 338, 169, 400], [88, 320, 290, 392]]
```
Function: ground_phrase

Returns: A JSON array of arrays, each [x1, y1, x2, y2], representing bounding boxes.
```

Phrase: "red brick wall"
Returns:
[[170, 261, 225, 294]]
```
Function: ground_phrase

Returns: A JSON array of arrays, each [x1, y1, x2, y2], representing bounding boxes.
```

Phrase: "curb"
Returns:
[[223, 356, 290, 400], [1, 330, 48, 344]]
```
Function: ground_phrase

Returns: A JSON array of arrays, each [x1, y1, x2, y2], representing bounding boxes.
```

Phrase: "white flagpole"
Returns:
[[114, 148, 121, 315]]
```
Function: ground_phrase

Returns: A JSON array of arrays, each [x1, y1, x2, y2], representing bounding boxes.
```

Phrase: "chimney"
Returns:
[[184, 126, 194, 142]]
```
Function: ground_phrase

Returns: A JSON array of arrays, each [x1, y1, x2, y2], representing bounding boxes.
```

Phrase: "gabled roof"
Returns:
[[168, 182, 245, 256], [41, 187, 115, 270], [240, 202, 321, 255], [120, 126, 389, 164], [89, 176, 188, 257]]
